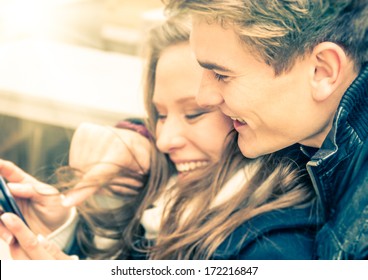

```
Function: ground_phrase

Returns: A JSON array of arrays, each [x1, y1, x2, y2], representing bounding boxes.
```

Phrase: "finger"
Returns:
[[108, 177, 143, 195], [7, 182, 59, 208], [61, 163, 121, 207], [61, 182, 99, 207], [37, 235, 74, 260], [0, 218, 15, 245], [110, 176, 144, 187], [83, 162, 121, 181], [109, 185, 139, 195], [0, 213, 54, 260], [70, 124, 149, 173], [62, 172, 144, 206], [0, 159, 37, 183], [6, 183, 39, 200], [7, 243, 31, 260]]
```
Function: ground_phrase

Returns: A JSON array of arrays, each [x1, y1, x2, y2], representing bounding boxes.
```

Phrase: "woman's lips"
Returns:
[[175, 161, 208, 172], [175, 161, 209, 180]]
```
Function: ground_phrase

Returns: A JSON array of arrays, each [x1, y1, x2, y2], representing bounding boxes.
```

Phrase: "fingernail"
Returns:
[[37, 234, 46, 243], [61, 195, 73, 207], [8, 183, 31, 189], [1, 213, 15, 224], [1, 231, 14, 245], [7, 183, 20, 189], [0, 214, 15, 245]]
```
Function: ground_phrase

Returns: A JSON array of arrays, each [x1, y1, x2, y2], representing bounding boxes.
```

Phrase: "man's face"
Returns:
[[190, 18, 334, 158]]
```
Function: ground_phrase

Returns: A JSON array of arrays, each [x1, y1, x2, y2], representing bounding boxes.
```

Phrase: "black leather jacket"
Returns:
[[302, 64, 368, 259]]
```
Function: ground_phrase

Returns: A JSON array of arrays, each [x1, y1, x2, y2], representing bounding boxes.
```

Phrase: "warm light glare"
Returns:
[[0, 0, 74, 40]]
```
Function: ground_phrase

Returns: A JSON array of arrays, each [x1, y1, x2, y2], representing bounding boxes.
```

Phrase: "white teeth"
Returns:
[[176, 161, 208, 172], [230, 117, 246, 124]]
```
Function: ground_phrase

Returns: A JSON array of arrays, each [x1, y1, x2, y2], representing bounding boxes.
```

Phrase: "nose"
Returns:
[[196, 69, 224, 108], [156, 117, 186, 154]]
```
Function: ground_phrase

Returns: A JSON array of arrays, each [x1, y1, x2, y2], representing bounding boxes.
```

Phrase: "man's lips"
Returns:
[[230, 117, 247, 130]]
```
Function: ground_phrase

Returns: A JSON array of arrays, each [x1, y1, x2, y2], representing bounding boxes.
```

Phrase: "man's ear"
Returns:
[[310, 42, 347, 102]]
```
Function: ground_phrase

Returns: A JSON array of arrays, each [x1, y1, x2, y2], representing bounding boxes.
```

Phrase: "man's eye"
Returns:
[[214, 72, 228, 82]]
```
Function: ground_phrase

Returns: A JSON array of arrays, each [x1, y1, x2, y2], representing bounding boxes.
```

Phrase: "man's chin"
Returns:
[[237, 137, 263, 159]]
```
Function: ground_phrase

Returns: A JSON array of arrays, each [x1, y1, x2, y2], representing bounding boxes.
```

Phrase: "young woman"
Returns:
[[0, 15, 319, 260]]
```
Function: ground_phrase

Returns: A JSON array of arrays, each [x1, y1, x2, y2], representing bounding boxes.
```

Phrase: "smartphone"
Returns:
[[0, 176, 28, 226]]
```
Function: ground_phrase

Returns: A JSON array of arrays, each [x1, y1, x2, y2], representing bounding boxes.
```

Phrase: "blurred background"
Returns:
[[0, 0, 165, 182]]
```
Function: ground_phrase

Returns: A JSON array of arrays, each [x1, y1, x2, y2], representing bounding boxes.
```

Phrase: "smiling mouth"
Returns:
[[230, 117, 247, 130], [230, 117, 246, 124], [175, 161, 209, 173]]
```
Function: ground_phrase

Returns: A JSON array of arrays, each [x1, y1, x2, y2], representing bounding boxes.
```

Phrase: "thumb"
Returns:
[[0, 159, 36, 183], [6, 183, 35, 199], [7, 182, 59, 200]]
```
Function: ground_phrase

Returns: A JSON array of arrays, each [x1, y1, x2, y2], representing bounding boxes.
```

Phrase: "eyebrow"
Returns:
[[197, 60, 234, 73], [153, 96, 197, 107]]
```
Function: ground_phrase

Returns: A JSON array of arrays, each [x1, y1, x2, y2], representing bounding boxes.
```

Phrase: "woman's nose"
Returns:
[[156, 118, 186, 153], [196, 70, 224, 108]]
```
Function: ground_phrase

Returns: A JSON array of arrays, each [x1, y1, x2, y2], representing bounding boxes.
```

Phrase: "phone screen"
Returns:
[[0, 176, 28, 226]]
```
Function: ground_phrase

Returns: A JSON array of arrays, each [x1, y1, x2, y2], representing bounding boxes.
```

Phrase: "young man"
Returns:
[[164, 0, 368, 259]]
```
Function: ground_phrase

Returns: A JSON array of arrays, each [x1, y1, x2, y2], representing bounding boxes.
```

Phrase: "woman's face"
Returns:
[[153, 42, 233, 179]]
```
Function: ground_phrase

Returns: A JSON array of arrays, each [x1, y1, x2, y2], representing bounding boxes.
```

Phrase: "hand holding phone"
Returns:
[[0, 176, 28, 226]]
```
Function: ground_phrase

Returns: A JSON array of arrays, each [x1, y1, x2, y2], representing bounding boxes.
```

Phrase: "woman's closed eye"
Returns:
[[185, 111, 207, 120], [157, 114, 167, 120]]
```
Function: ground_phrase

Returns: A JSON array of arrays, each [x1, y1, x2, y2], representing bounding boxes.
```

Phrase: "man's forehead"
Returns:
[[190, 20, 240, 74]]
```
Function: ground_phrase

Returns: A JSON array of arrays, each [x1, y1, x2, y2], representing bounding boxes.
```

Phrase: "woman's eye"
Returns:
[[185, 112, 205, 120], [157, 114, 167, 120]]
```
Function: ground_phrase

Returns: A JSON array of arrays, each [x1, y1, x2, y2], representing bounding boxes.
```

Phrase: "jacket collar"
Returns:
[[303, 63, 368, 216]]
